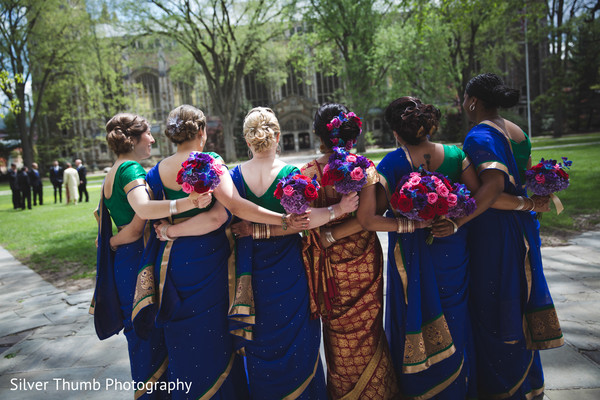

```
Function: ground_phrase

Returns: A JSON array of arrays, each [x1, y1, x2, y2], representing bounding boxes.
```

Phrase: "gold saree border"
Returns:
[[408, 357, 464, 400], [393, 241, 409, 305], [157, 240, 174, 309], [134, 355, 169, 399], [476, 161, 516, 186], [132, 264, 156, 321], [198, 352, 235, 400], [402, 315, 456, 374], [282, 353, 320, 400], [339, 331, 385, 400], [124, 178, 147, 195], [462, 157, 472, 172], [525, 385, 545, 400], [90, 184, 105, 315]]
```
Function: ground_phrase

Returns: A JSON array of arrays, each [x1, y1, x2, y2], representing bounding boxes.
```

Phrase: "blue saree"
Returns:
[[132, 161, 248, 400], [228, 165, 327, 400], [377, 146, 475, 399], [463, 123, 563, 399], [92, 177, 169, 400]]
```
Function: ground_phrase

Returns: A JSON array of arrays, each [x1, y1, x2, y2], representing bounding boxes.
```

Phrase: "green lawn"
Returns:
[[0, 136, 598, 284]]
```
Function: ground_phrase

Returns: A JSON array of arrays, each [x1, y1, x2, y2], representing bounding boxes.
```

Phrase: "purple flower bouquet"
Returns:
[[176, 152, 225, 194], [321, 147, 373, 194], [274, 172, 320, 214]]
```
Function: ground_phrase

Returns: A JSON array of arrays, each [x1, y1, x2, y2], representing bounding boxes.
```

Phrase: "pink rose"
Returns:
[[535, 174, 546, 184], [283, 186, 295, 196], [213, 163, 225, 176], [326, 123, 333, 131], [409, 172, 420, 178], [350, 167, 364, 181], [409, 176, 421, 185], [181, 182, 194, 194], [436, 185, 450, 197], [346, 154, 357, 163], [427, 192, 438, 204], [331, 118, 342, 128], [432, 176, 441, 185], [447, 193, 458, 207]]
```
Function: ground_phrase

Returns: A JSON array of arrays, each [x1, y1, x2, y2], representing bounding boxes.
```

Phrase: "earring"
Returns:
[[276, 143, 281, 155], [469, 104, 475, 112], [247, 148, 253, 159]]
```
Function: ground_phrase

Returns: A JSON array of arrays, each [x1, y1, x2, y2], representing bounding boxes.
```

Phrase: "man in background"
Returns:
[[8, 163, 20, 209], [63, 162, 79, 205], [49, 160, 63, 203], [29, 162, 43, 206], [74, 159, 88, 203], [18, 166, 31, 210]]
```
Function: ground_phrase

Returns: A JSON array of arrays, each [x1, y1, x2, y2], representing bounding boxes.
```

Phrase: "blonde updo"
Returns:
[[243, 107, 280, 154], [105, 113, 149, 155], [165, 104, 207, 144]]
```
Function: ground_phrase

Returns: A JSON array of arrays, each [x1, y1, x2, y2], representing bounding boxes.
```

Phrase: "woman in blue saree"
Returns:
[[136, 105, 309, 399], [94, 113, 213, 399], [357, 97, 480, 399], [226, 107, 360, 399], [434, 73, 563, 399]]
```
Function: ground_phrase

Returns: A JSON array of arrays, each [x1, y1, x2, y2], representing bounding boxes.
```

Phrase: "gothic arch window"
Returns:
[[282, 64, 306, 98], [173, 80, 194, 106], [244, 73, 269, 107], [316, 72, 340, 104], [135, 72, 160, 120]]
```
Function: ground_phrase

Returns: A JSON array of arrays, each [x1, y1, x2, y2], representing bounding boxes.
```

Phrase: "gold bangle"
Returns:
[[169, 199, 178, 215], [515, 196, 525, 211], [265, 224, 271, 239], [324, 229, 336, 244], [447, 219, 458, 234], [281, 214, 288, 230], [526, 197, 535, 211]]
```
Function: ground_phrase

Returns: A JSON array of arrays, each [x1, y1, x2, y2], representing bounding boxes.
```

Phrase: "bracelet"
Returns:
[[252, 223, 271, 240], [160, 224, 174, 241], [525, 197, 535, 211], [169, 199, 178, 216], [323, 229, 336, 244], [327, 205, 336, 221], [396, 217, 415, 233], [281, 214, 288, 231], [447, 219, 459, 234], [515, 196, 525, 211]]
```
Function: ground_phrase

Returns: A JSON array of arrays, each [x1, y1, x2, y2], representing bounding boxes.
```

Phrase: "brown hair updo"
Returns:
[[384, 97, 441, 146], [243, 107, 280, 153], [313, 103, 362, 151], [165, 104, 207, 144], [105, 113, 150, 155]]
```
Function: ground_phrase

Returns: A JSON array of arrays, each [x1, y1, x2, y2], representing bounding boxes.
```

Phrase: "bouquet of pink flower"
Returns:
[[526, 157, 571, 196], [274, 172, 320, 214], [176, 152, 225, 195], [321, 147, 374, 194], [390, 167, 476, 242], [525, 157, 571, 215]]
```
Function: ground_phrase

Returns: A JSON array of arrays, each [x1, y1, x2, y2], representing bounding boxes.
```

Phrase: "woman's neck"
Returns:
[[474, 109, 501, 125], [117, 152, 141, 163], [176, 138, 203, 155]]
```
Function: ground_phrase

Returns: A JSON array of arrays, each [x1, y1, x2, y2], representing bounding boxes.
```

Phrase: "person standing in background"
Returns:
[[63, 162, 79, 205], [18, 166, 32, 210], [75, 159, 89, 203], [29, 162, 43, 206], [49, 160, 63, 203], [8, 163, 21, 209]]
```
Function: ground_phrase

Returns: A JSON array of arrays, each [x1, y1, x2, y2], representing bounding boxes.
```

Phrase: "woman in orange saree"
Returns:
[[301, 103, 399, 399]]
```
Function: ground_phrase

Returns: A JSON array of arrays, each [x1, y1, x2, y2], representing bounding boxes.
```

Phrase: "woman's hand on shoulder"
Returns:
[[339, 191, 359, 214]]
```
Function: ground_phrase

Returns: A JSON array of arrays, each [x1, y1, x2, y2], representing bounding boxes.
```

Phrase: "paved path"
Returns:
[[0, 230, 599, 399]]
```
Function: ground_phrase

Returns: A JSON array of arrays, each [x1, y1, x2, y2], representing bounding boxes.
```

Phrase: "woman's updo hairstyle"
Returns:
[[165, 104, 206, 144], [105, 113, 149, 155], [465, 73, 520, 109], [384, 97, 441, 146], [243, 107, 280, 153], [313, 103, 361, 151]]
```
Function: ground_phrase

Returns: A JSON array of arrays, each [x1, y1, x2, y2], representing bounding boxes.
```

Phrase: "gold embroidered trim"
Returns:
[[157, 240, 174, 309], [282, 353, 320, 400], [524, 385, 545, 400], [225, 227, 238, 310], [198, 352, 235, 400], [402, 315, 456, 374], [523, 308, 564, 350], [393, 241, 409, 305], [134, 356, 169, 399], [132, 264, 156, 321], [365, 164, 380, 187], [477, 161, 516, 186], [88, 297, 95, 315], [124, 178, 146, 195], [339, 331, 385, 400], [408, 357, 464, 400]]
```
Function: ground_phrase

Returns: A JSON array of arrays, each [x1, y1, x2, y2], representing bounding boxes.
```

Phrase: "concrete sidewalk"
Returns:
[[0, 231, 599, 399]]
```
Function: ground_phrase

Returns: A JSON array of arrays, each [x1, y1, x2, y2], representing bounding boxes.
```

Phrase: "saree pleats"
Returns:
[[93, 188, 169, 399], [378, 148, 475, 399], [301, 160, 398, 400], [464, 124, 563, 399]]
